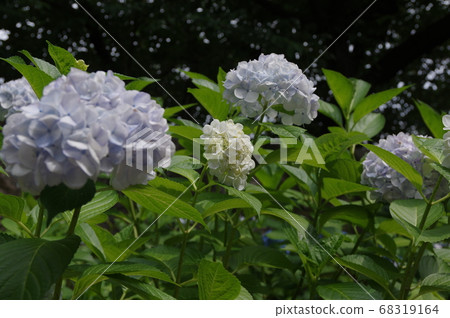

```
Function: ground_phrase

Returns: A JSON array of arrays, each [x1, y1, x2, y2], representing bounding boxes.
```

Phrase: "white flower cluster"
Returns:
[[443, 114, 450, 168], [0, 77, 38, 115], [223, 53, 319, 126], [361, 132, 448, 202], [201, 119, 255, 190], [0, 68, 174, 194]]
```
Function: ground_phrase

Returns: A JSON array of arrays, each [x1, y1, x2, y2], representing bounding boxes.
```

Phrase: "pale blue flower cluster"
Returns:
[[443, 114, 450, 168], [223, 53, 319, 125], [361, 132, 448, 202], [0, 68, 174, 194], [0, 77, 38, 116]]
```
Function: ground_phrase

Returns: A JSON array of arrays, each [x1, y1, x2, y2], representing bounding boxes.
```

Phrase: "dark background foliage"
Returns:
[[1, 0, 449, 135]]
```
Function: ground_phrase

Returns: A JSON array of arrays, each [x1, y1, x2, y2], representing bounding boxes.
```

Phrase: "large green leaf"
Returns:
[[124, 77, 157, 91], [0, 56, 54, 98], [163, 103, 196, 118], [317, 131, 368, 159], [19, 49, 61, 78], [169, 125, 202, 141], [63, 190, 118, 223], [322, 69, 354, 115], [0, 193, 24, 222], [198, 259, 241, 300], [40, 180, 96, 224], [182, 70, 220, 92], [203, 198, 251, 218], [123, 185, 205, 226], [230, 246, 294, 270], [419, 273, 450, 296], [389, 200, 444, 240], [225, 186, 262, 216], [47, 41, 86, 75], [261, 123, 306, 138], [319, 205, 370, 229], [338, 254, 390, 291], [351, 112, 385, 138], [415, 100, 445, 138], [318, 100, 343, 127], [417, 225, 450, 243], [0, 233, 15, 245], [429, 162, 450, 183], [188, 87, 228, 120], [0, 235, 80, 299], [166, 155, 202, 186], [362, 144, 423, 191], [348, 78, 371, 113], [261, 208, 309, 235], [317, 283, 381, 300], [321, 177, 374, 200], [108, 274, 175, 300], [352, 86, 409, 123], [412, 136, 446, 164], [73, 262, 175, 299]]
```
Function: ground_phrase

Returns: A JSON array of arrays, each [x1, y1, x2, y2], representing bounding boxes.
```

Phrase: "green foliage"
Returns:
[[0, 236, 80, 299], [415, 100, 445, 138], [197, 259, 241, 300]]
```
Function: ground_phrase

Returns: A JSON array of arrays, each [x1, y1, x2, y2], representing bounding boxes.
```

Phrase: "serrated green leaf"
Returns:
[[169, 125, 202, 140], [317, 283, 381, 300], [0, 235, 80, 299], [319, 205, 370, 229], [108, 274, 175, 300], [225, 186, 262, 216], [203, 198, 251, 218], [418, 225, 450, 243], [47, 41, 80, 75], [63, 190, 118, 223], [123, 185, 205, 226], [125, 77, 157, 91], [430, 162, 450, 183], [261, 208, 309, 235], [412, 136, 446, 164], [163, 103, 196, 118], [419, 273, 450, 296], [1, 56, 54, 98], [322, 69, 354, 115], [353, 86, 409, 123], [318, 100, 343, 126], [188, 87, 228, 120], [261, 123, 306, 138], [19, 50, 61, 78], [198, 259, 241, 300], [0, 193, 24, 222], [348, 78, 371, 113], [351, 112, 385, 138], [415, 100, 445, 138], [362, 144, 423, 191], [230, 246, 294, 270], [321, 177, 374, 200]]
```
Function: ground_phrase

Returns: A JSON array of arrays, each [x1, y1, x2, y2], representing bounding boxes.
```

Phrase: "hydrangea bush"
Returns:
[[0, 44, 448, 301]]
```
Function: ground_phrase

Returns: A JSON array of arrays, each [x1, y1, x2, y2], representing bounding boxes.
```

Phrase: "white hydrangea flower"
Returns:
[[223, 53, 319, 126], [201, 119, 255, 190], [0, 68, 174, 194], [0, 77, 38, 115], [443, 114, 450, 168], [361, 132, 448, 202]]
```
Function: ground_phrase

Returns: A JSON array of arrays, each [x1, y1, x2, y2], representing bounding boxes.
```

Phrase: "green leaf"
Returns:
[[163, 103, 196, 118], [236, 286, 253, 300], [353, 86, 409, 123], [123, 185, 205, 226], [0, 193, 24, 222], [317, 131, 368, 159], [322, 69, 354, 115], [203, 198, 251, 218], [19, 50, 61, 78], [0, 235, 80, 299], [261, 208, 309, 235], [321, 177, 374, 200], [198, 259, 241, 300], [0, 166, 7, 175], [108, 274, 175, 300], [415, 100, 445, 138], [435, 249, 450, 265], [317, 283, 381, 300], [318, 100, 343, 126], [225, 186, 262, 216], [73, 262, 175, 298], [169, 125, 202, 140], [325, 158, 362, 183], [182, 70, 220, 92], [338, 254, 390, 291], [419, 273, 450, 295], [389, 200, 444, 240], [319, 205, 370, 229], [231, 246, 294, 270], [429, 162, 450, 183], [412, 136, 446, 164], [40, 180, 96, 224], [351, 112, 385, 138], [217, 67, 227, 93], [348, 78, 371, 113], [362, 144, 423, 191], [166, 155, 202, 186], [188, 87, 228, 120], [417, 225, 450, 243], [63, 190, 118, 223], [47, 41, 82, 75], [0, 56, 54, 98], [125, 77, 158, 91], [261, 123, 306, 138]]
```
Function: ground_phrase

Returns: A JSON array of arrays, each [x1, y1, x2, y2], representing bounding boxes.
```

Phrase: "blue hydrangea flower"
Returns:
[[223, 53, 319, 125], [0, 68, 174, 194], [0, 77, 38, 116], [361, 132, 448, 202]]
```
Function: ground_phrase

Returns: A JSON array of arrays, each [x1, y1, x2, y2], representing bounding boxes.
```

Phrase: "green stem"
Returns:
[[128, 198, 139, 237], [35, 203, 45, 238], [400, 175, 443, 299], [52, 277, 63, 300], [66, 207, 81, 237], [223, 211, 238, 269], [174, 232, 188, 298], [17, 221, 35, 238]]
